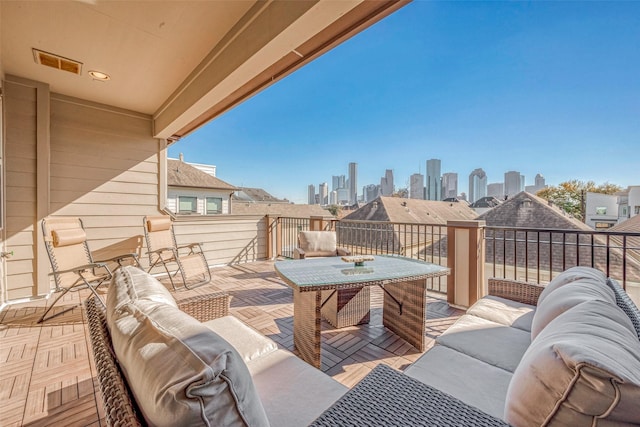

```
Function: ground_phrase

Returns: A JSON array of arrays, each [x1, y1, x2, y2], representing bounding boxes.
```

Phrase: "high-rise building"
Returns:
[[329, 190, 338, 205], [426, 159, 441, 200], [348, 162, 358, 205], [409, 173, 424, 199], [468, 168, 487, 203], [487, 182, 505, 199], [505, 171, 524, 197], [332, 175, 345, 192], [441, 172, 458, 199], [337, 188, 350, 204], [363, 184, 379, 203], [319, 182, 328, 205], [380, 169, 394, 196], [525, 173, 546, 194], [307, 184, 316, 205]]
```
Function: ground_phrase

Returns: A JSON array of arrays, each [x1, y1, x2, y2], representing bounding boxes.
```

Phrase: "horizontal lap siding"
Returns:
[[172, 216, 267, 266], [49, 96, 160, 266], [4, 81, 38, 300]]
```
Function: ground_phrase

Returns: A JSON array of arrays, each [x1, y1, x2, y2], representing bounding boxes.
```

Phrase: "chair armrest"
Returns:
[[96, 253, 140, 267], [176, 292, 230, 322], [488, 278, 545, 306], [311, 364, 509, 427], [293, 247, 305, 259], [336, 247, 351, 256], [49, 262, 108, 276]]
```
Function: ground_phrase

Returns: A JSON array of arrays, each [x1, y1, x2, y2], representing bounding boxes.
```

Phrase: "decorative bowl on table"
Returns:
[[341, 255, 374, 267]]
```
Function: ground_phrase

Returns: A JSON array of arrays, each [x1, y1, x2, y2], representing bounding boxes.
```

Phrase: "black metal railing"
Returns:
[[486, 226, 640, 289], [278, 217, 310, 258]]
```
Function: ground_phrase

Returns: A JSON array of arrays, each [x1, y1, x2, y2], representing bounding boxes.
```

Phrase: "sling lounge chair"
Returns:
[[143, 215, 211, 290], [40, 217, 139, 323]]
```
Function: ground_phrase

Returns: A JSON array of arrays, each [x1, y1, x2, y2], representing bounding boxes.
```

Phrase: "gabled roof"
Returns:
[[477, 191, 591, 230], [469, 196, 502, 209], [609, 214, 640, 233], [232, 202, 332, 218], [233, 187, 289, 203], [343, 196, 478, 225], [167, 159, 236, 191]]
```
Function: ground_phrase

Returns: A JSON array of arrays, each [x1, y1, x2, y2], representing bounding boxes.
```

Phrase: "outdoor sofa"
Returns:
[[86, 265, 640, 426]]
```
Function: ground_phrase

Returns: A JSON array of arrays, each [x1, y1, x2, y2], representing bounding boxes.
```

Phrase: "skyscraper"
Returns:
[[308, 184, 316, 205], [409, 173, 424, 199], [319, 182, 328, 205], [363, 184, 379, 202], [487, 182, 505, 199], [426, 159, 441, 201], [505, 171, 524, 197], [380, 169, 394, 196], [468, 168, 487, 203], [332, 175, 345, 192], [525, 173, 546, 194], [441, 172, 458, 199], [348, 162, 358, 204]]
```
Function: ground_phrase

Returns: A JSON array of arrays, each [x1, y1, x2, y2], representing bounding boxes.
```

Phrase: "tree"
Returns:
[[536, 180, 621, 221], [327, 204, 342, 217]]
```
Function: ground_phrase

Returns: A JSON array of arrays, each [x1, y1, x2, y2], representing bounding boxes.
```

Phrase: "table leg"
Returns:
[[321, 286, 370, 329], [293, 289, 322, 368], [382, 278, 427, 351]]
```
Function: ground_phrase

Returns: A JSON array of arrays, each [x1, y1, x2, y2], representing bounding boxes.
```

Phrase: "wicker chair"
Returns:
[[39, 217, 138, 323], [143, 215, 211, 290]]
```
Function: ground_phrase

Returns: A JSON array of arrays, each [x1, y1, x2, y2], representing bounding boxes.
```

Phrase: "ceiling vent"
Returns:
[[32, 49, 82, 75]]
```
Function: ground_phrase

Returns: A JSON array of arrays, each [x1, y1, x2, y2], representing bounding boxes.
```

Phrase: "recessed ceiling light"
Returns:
[[88, 70, 110, 81]]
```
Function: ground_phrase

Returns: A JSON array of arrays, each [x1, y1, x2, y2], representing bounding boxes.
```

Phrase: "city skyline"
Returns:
[[169, 2, 639, 204]]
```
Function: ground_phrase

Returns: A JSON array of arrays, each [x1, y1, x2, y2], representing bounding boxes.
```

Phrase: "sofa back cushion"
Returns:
[[505, 300, 640, 426], [107, 265, 178, 312], [107, 267, 270, 427], [537, 266, 606, 306], [531, 279, 615, 339], [298, 231, 337, 257]]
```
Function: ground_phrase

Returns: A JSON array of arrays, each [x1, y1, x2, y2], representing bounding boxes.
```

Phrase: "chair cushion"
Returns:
[[204, 316, 278, 363], [107, 266, 177, 311], [108, 299, 269, 427], [405, 345, 513, 419], [436, 314, 531, 372], [537, 266, 606, 306], [52, 228, 86, 247], [504, 300, 640, 426], [146, 216, 172, 232], [531, 279, 616, 339], [298, 231, 337, 257], [466, 295, 535, 332]]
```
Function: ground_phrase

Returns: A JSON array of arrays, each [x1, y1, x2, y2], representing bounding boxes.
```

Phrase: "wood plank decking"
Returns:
[[0, 260, 462, 426]]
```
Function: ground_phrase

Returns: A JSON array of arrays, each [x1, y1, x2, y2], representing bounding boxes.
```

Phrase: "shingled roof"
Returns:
[[609, 214, 640, 233], [232, 202, 333, 218], [343, 196, 478, 224], [167, 159, 236, 191], [477, 191, 591, 230], [233, 187, 289, 203]]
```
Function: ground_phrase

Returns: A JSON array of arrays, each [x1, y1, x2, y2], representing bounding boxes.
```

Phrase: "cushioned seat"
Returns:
[[203, 316, 278, 363], [405, 345, 513, 419], [248, 349, 348, 427], [466, 295, 535, 332], [436, 314, 531, 373]]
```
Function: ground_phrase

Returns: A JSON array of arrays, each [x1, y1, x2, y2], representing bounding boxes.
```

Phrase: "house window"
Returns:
[[635, 206, 640, 215], [206, 197, 223, 215], [178, 196, 197, 214], [595, 207, 607, 215], [595, 222, 613, 229]]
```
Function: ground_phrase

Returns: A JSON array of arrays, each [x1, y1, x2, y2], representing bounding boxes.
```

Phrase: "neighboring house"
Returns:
[[232, 202, 332, 218], [233, 187, 290, 204], [167, 159, 236, 215], [585, 192, 619, 229], [469, 196, 502, 216], [340, 196, 478, 257], [477, 192, 640, 282], [617, 186, 640, 221]]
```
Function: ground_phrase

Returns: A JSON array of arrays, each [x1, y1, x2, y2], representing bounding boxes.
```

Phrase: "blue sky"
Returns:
[[169, 1, 640, 204]]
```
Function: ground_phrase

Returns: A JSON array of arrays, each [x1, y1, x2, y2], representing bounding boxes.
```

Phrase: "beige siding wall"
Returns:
[[3, 79, 38, 300], [169, 215, 267, 267]]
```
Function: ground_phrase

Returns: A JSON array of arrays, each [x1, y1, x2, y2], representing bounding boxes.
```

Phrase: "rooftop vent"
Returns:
[[32, 49, 82, 75]]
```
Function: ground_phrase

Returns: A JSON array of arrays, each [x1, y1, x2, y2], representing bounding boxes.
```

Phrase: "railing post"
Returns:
[[447, 220, 486, 308], [310, 216, 326, 231], [265, 215, 278, 259]]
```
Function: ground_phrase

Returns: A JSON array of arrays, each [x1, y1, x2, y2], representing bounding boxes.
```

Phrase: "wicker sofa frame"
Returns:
[[85, 276, 640, 426]]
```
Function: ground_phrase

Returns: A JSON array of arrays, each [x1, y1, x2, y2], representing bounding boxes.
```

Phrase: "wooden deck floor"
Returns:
[[0, 260, 463, 426]]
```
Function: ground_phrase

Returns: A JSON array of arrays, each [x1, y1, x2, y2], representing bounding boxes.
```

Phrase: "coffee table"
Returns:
[[274, 255, 450, 368]]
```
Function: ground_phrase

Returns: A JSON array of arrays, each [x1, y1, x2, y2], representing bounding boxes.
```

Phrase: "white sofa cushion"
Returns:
[[531, 279, 615, 339], [204, 315, 278, 363], [466, 295, 535, 332], [298, 231, 338, 257], [505, 300, 640, 426], [537, 266, 607, 306], [107, 265, 177, 312], [248, 349, 348, 427], [405, 345, 513, 419], [436, 314, 531, 372]]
